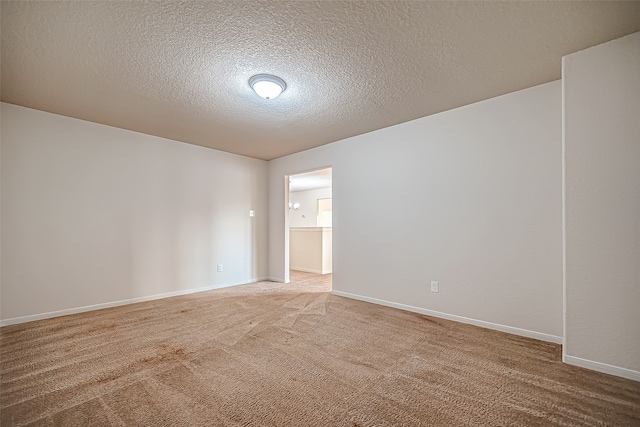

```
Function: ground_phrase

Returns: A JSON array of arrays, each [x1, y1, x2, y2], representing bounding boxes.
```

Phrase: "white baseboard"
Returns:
[[331, 290, 563, 344], [563, 354, 640, 382], [0, 277, 270, 327]]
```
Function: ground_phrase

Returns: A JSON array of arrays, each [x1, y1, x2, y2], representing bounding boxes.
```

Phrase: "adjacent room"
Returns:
[[288, 168, 333, 281], [2, 1, 640, 425]]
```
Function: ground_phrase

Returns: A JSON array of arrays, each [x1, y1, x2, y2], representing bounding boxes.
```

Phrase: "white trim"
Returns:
[[561, 55, 568, 354], [563, 354, 640, 382], [268, 277, 285, 283], [331, 290, 563, 344], [0, 277, 269, 327]]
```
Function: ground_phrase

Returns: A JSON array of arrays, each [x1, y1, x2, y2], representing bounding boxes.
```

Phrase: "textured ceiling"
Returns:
[[2, 1, 640, 160]]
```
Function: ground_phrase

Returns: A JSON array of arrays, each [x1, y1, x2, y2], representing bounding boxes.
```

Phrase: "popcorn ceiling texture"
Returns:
[[2, 1, 640, 159]]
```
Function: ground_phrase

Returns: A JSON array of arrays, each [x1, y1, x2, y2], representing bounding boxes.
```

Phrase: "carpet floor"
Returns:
[[1, 271, 639, 426]]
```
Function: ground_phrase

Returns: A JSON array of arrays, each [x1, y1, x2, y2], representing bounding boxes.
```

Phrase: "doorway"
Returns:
[[286, 167, 332, 289]]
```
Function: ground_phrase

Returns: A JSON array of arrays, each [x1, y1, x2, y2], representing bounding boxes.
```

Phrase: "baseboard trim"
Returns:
[[563, 354, 640, 382], [331, 290, 563, 344], [0, 277, 270, 327]]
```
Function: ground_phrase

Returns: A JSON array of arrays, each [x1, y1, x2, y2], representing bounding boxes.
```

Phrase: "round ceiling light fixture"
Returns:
[[249, 74, 286, 100]]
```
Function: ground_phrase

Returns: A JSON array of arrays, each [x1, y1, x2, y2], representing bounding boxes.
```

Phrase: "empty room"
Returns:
[[1, 1, 640, 425]]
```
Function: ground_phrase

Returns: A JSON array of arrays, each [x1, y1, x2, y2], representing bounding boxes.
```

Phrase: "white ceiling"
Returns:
[[2, 1, 640, 161], [290, 168, 332, 193]]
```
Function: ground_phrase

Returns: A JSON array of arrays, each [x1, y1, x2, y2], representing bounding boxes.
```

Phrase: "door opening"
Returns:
[[286, 167, 332, 290]]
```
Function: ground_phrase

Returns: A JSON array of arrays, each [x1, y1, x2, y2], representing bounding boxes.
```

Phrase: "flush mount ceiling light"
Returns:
[[249, 74, 286, 100]]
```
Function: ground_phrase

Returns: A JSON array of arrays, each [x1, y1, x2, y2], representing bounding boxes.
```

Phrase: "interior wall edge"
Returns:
[[562, 31, 640, 375]]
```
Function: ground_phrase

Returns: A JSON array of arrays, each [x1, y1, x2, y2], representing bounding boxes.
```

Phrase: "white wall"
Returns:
[[1, 103, 268, 323], [269, 81, 563, 342], [288, 187, 332, 228], [563, 32, 640, 380]]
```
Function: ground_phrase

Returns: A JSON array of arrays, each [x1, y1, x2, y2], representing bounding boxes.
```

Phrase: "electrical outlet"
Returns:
[[217, 264, 223, 272], [249, 210, 255, 217], [430, 281, 439, 293]]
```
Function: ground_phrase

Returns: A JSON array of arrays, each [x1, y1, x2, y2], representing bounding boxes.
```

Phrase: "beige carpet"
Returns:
[[1, 271, 639, 426]]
